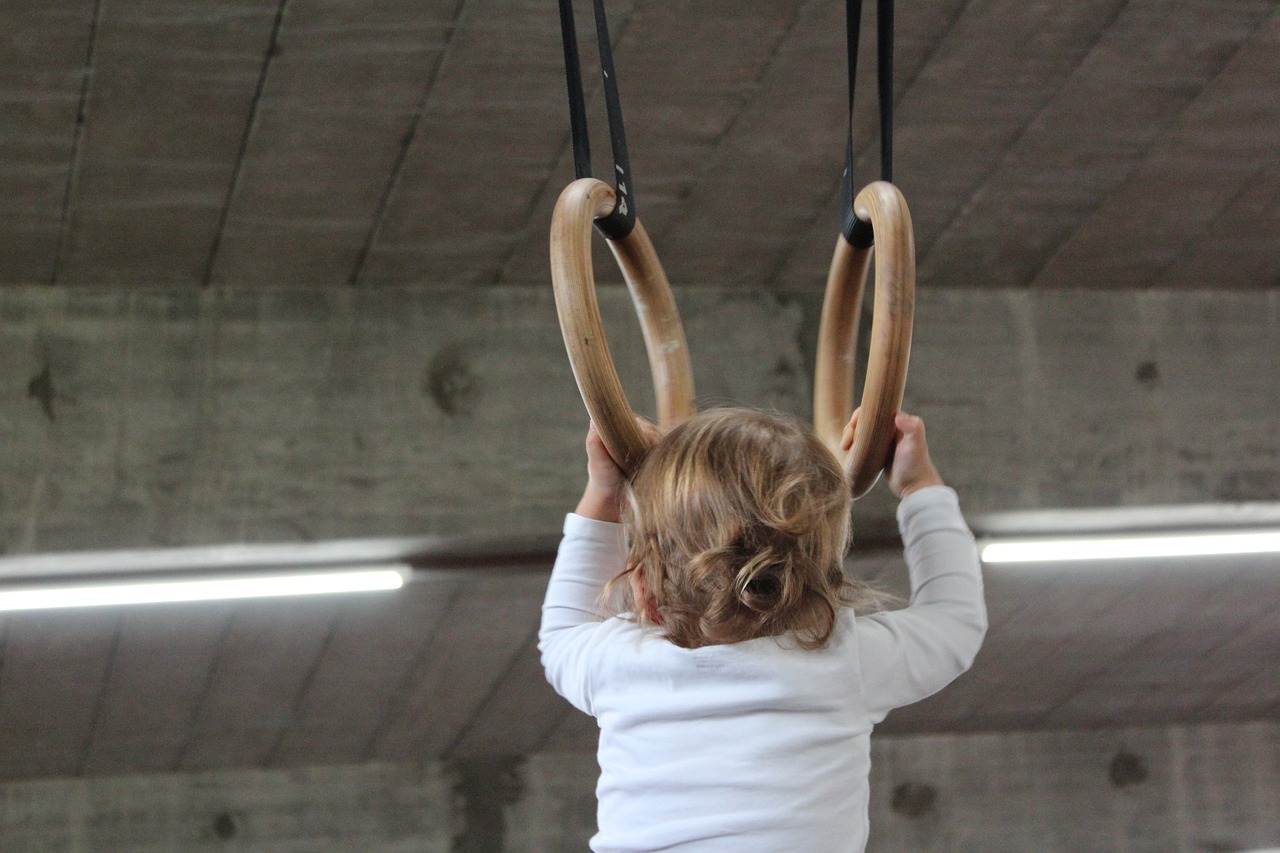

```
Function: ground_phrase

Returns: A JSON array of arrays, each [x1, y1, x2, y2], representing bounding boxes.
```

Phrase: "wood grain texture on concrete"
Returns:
[[0, 284, 1274, 780], [1, 286, 1275, 554]]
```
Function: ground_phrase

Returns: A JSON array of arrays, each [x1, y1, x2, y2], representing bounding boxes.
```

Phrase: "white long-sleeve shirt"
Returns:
[[539, 486, 987, 853]]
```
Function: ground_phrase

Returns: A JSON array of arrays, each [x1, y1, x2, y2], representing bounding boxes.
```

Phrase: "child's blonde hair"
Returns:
[[616, 407, 874, 650]]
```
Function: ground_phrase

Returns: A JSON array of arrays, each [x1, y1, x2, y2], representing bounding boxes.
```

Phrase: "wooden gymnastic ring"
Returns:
[[550, 178, 696, 475], [813, 181, 915, 498]]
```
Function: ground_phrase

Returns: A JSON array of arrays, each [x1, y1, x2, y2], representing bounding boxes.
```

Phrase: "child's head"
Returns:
[[618, 407, 868, 650]]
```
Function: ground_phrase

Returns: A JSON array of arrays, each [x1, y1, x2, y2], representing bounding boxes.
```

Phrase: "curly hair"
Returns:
[[612, 408, 876, 650]]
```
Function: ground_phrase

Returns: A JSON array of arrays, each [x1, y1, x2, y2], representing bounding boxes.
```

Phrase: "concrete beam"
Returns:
[[0, 722, 1278, 851], [0, 285, 1276, 555]]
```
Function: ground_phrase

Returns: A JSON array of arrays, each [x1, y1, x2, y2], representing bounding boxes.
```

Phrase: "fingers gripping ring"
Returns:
[[814, 181, 915, 498], [550, 178, 696, 475]]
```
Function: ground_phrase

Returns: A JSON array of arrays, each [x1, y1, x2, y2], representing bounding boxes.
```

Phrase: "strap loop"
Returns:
[[557, 0, 637, 240]]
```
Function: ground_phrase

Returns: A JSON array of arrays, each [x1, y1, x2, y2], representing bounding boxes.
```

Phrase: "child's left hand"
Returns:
[[842, 408, 944, 498]]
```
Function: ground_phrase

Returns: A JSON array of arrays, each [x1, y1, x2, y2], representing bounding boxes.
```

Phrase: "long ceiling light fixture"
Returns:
[[0, 568, 408, 613], [0, 539, 430, 613], [0, 532, 562, 613], [981, 529, 1280, 564]]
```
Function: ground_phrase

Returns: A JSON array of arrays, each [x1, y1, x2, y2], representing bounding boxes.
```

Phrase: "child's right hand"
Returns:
[[842, 408, 945, 499], [585, 421, 627, 499], [576, 418, 659, 523]]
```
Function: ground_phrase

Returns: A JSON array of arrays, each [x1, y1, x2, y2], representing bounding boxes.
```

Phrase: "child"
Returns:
[[539, 407, 986, 852]]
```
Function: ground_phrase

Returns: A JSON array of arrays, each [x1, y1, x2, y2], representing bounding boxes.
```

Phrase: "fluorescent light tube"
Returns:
[[981, 530, 1280, 564], [0, 568, 407, 612]]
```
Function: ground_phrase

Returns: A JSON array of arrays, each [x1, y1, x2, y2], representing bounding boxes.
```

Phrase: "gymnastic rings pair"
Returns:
[[549, 178, 914, 499]]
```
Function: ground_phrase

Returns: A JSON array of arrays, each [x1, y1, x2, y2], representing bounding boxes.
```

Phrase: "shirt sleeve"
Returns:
[[538, 512, 628, 715], [855, 486, 988, 721]]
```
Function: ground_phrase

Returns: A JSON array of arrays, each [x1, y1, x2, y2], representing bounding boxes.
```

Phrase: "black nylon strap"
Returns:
[[840, 0, 894, 248], [557, 0, 592, 180], [557, 0, 637, 240], [877, 0, 894, 185]]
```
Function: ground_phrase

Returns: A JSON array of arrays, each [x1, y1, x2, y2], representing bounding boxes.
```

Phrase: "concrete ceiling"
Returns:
[[3, 0, 1277, 292], [1, 0, 1278, 783], [3, 524, 1279, 783]]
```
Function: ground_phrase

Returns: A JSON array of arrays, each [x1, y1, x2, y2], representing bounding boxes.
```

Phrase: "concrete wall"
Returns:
[[2, 721, 1277, 852], [2, 286, 1277, 555]]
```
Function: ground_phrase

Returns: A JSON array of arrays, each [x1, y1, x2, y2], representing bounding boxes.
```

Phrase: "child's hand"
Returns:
[[576, 419, 658, 522], [585, 420, 626, 500], [885, 412, 945, 498], [842, 408, 945, 499]]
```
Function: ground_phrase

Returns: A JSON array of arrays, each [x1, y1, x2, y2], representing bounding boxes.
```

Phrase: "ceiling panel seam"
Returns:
[[1025, 7, 1279, 291], [646, 0, 815, 250], [172, 611, 240, 772], [1109, 9, 1280, 290], [765, 0, 972, 289], [909, 0, 1133, 275], [358, 583, 465, 762], [262, 608, 344, 767], [73, 614, 124, 776], [492, 0, 645, 288], [1136, 156, 1278, 291], [200, 0, 291, 288], [441, 626, 541, 759], [347, 0, 469, 287], [48, 0, 105, 286]]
